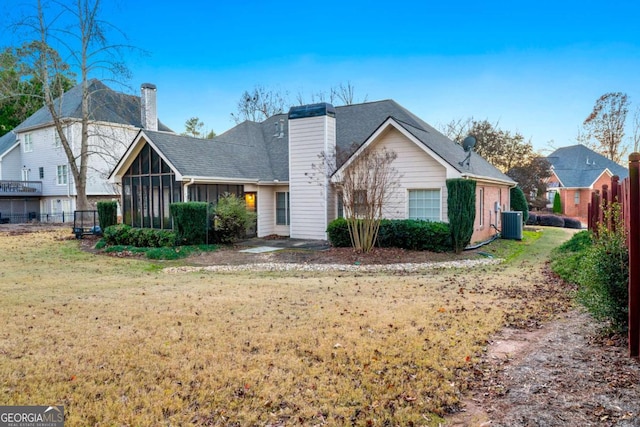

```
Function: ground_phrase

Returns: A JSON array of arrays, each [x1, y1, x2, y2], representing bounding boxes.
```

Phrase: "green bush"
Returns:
[[446, 179, 476, 254], [557, 230, 592, 253], [102, 224, 176, 248], [97, 201, 118, 230], [510, 186, 529, 224], [213, 193, 256, 243], [553, 192, 562, 214], [551, 209, 629, 331], [577, 219, 629, 329], [327, 218, 451, 252], [327, 218, 352, 247], [170, 202, 211, 245], [377, 219, 451, 252]]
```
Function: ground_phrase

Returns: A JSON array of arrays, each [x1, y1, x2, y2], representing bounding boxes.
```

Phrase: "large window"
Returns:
[[122, 143, 178, 229], [276, 192, 290, 225], [56, 165, 68, 185], [408, 189, 440, 221], [24, 134, 33, 152]]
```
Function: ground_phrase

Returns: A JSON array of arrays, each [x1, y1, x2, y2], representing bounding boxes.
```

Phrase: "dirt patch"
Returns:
[[447, 310, 640, 426], [188, 245, 483, 266]]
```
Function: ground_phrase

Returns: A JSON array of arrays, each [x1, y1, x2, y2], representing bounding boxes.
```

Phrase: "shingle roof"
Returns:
[[14, 79, 172, 132], [141, 99, 514, 184], [333, 100, 513, 182], [0, 131, 17, 157], [547, 144, 629, 188]]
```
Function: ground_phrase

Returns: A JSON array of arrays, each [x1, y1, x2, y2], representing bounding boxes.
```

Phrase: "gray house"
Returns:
[[111, 99, 515, 243], [0, 80, 171, 223]]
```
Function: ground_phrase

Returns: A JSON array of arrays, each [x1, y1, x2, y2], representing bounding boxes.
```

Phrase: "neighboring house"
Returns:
[[111, 99, 515, 243], [546, 144, 629, 223], [0, 79, 171, 222]]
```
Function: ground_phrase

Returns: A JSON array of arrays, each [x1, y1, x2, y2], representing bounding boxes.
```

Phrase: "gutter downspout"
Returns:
[[183, 178, 195, 202]]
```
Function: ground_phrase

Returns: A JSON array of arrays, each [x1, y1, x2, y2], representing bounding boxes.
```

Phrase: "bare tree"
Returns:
[[310, 143, 400, 253], [330, 81, 367, 105], [13, 0, 134, 210], [632, 108, 640, 153], [237, 83, 368, 122], [583, 92, 630, 164], [231, 85, 289, 123], [439, 117, 473, 143]]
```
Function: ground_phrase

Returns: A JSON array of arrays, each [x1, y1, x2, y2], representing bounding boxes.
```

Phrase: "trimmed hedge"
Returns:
[[537, 214, 565, 227], [326, 218, 352, 248], [97, 201, 118, 230], [563, 217, 583, 229], [170, 202, 211, 245], [103, 224, 176, 247], [526, 213, 538, 225], [327, 218, 451, 252]]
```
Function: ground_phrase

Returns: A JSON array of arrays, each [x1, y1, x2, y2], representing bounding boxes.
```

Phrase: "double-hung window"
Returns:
[[57, 165, 68, 185], [408, 189, 440, 221], [24, 134, 33, 152], [276, 192, 290, 225]]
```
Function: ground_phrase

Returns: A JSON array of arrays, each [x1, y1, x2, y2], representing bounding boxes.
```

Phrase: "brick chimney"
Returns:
[[140, 83, 157, 131]]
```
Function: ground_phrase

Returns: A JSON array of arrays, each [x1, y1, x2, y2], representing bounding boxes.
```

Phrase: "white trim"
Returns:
[[0, 141, 20, 160], [333, 118, 458, 182], [459, 173, 517, 187], [109, 130, 181, 182], [180, 176, 258, 184]]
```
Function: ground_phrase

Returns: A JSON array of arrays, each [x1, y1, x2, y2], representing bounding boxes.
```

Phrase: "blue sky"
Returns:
[[3, 0, 640, 153]]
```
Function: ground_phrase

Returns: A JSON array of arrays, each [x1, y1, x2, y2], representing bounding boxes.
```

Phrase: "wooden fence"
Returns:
[[588, 153, 640, 357]]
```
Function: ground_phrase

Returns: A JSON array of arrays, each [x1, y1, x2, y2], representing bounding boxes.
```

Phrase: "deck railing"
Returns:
[[0, 180, 43, 196]]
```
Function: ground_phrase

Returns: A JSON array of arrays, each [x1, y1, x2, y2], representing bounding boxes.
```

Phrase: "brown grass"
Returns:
[[0, 228, 574, 426]]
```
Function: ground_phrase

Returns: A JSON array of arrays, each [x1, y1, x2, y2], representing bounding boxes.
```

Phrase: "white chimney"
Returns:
[[140, 83, 157, 131], [287, 103, 336, 240]]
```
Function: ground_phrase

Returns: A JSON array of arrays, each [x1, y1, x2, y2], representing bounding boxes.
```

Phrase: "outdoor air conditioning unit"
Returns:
[[501, 211, 523, 240]]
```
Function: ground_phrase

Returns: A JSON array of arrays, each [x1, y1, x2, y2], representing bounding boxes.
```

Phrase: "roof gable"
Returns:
[[14, 79, 172, 132], [0, 132, 18, 157], [547, 144, 629, 188]]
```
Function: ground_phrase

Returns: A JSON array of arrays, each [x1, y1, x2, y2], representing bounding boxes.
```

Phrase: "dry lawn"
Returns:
[[0, 228, 574, 426]]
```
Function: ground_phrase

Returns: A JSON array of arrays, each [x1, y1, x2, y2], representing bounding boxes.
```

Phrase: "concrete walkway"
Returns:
[[235, 237, 330, 251]]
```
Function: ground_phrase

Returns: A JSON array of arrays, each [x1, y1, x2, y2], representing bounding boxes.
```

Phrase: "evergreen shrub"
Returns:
[[510, 186, 529, 224], [446, 179, 476, 254], [327, 218, 451, 252], [97, 201, 118, 230], [170, 202, 211, 245]]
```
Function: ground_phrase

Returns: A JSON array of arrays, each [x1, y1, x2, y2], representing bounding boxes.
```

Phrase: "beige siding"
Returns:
[[288, 115, 335, 239], [368, 128, 448, 221], [256, 185, 290, 237]]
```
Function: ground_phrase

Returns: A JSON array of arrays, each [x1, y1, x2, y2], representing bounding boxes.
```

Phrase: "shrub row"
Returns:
[[103, 224, 176, 248], [327, 218, 451, 252], [526, 213, 582, 229], [551, 227, 628, 330]]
